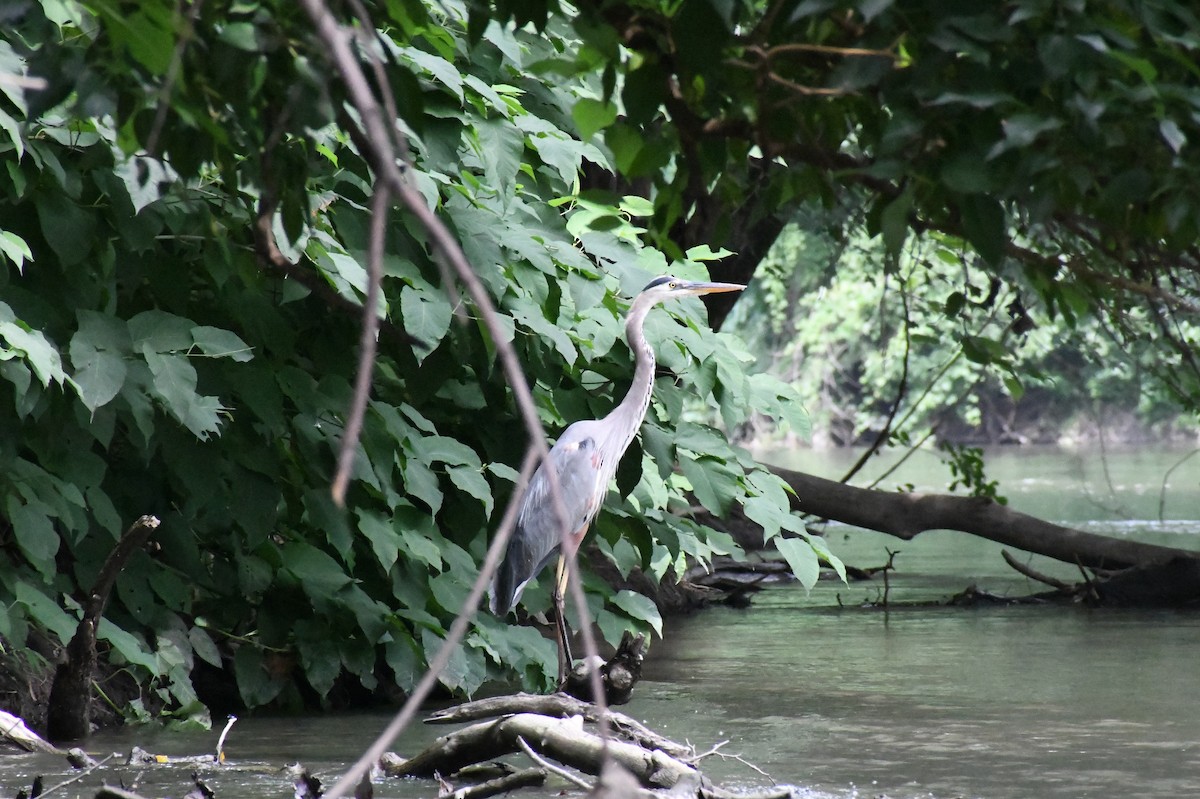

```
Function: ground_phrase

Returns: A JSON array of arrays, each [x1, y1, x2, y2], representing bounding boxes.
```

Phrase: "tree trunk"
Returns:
[[689, 465, 1200, 607], [46, 515, 159, 742], [769, 465, 1194, 571]]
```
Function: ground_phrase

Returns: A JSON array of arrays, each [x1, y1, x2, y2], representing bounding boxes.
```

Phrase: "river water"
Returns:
[[639, 445, 1200, 798], [4, 446, 1198, 799]]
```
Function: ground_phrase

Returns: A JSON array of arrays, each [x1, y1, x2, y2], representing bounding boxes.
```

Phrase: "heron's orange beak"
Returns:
[[679, 281, 746, 295]]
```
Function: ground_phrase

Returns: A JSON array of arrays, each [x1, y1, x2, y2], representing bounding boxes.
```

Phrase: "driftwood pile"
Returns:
[[386, 692, 790, 799], [2, 688, 792, 799]]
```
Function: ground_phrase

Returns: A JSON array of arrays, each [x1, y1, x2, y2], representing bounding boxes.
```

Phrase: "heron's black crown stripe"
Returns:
[[641, 275, 675, 291]]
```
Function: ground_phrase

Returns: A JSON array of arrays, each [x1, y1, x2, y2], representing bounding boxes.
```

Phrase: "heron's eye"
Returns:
[[668, 282, 677, 289]]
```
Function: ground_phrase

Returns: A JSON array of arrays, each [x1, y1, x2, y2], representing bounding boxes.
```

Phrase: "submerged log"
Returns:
[[1092, 556, 1200, 606]]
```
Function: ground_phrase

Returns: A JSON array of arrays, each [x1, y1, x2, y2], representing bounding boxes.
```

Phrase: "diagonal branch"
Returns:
[[331, 186, 389, 505], [295, 3, 611, 796]]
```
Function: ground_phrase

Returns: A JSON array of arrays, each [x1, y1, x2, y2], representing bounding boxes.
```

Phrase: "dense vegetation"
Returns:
[[0, 0, 815, 723], [735, 222, 1200, 450], [3, 0, 1200, 728]]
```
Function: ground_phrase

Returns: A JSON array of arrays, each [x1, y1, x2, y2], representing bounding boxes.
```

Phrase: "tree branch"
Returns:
[[771, 465, 1194, 571]]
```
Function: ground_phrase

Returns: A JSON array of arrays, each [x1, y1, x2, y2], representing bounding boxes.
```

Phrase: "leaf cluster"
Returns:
[[0, 0, 823, 715], [478, 0, 1200, 404]]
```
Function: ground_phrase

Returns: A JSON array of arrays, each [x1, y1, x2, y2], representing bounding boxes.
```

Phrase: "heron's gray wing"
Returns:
[[490, 423, 603, 615]]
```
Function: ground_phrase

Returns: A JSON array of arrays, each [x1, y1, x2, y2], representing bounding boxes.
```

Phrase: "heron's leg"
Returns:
[[552, 555, 573, 685]]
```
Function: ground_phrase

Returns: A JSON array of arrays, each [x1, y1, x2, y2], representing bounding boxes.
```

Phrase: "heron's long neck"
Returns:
[[607, 298, 657, 452]]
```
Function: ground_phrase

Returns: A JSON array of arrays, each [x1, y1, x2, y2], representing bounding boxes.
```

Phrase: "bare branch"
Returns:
[[293, 6, 615, 796], [1001, 550, 1074, 592], [331, 186, 389, 505], [517, 736, 594, 791]]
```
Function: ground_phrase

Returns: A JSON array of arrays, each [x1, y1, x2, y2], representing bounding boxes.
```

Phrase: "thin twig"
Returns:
[[516, 736, 594, 791], [145, 0, 204, 157], [331, 186, 389, 505], [688, 740, 774, 782], [1001, 550, 1073, 592], [758, 42, 899, 60], [841, 274, 911, 483], [36, 753, 116, 797], [1158, 448, 1199, 522]]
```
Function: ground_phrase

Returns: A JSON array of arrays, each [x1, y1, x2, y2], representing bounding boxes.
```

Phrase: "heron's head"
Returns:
[[639, 275, 746, 300]]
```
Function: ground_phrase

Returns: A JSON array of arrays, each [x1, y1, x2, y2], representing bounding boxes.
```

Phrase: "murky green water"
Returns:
[[5, 446, 1198, 799], [638, 444, 1200, 798]]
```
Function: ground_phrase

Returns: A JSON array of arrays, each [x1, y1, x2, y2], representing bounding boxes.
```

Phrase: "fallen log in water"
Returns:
[[389, 703, 792, 799], [426, 690, 690, 759]]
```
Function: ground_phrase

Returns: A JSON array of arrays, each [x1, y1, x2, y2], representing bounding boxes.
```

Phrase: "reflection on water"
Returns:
[[643, 602, 1200, 798], [2, 447, 1197, 799], [637, 445, 1200, 798], [1, 713, 441, 799], [763, 443, 1200, 526]]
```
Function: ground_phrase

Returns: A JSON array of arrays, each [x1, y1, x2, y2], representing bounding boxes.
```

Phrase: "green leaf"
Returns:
[[189, 626, 222, 668], [610, 590, 662, 637], [130, 310, 195, 353], [400, 284, 452, 362], [97, 619, 158, 671], [421, 628, 485, 695], [679, 455, 738, 515], [0, 231, 32, 273], [295, 619, 341, 696], [0, 302, 67, 390], [356, 509, 400, 573], [419, 435, 481, 467], [70, 314, 130, 411], [144, 352, 223, 438], [385, 631, 424, 694], [473, 117, 523, 195], [1159, 119, 1186, 154], [743, 495, 785, 540], [472, 616, 556, 689], [447, 465, 493, 515], [776, 536, 820, 589], [960, 194, 1007, 266], [35, 191, 97, 266], [191, 326, 254, 362], [1003, 374, 1025, 402], [116, 9, 176, 75], [7, 499, 60, 576], [0, 320, 66, 388], [987, 113, 1062, 158], [14, 583, 75, 644], [234, 646, 287, 707], [218, 21, 260, 51], [402, 46, 464, 99], [572, 98, 617, 140], [805, 534, 847, 583], [402, 457, 443, 514], [280, 542, 353, 601], [0, 108, 22, 161]]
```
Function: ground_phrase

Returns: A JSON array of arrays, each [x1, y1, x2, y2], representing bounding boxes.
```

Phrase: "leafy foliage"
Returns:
[[735, 215, 1200, 457], [9, 0, 1199, 724], [479, 0, 1200, 408], [0, 0, 820, 717]]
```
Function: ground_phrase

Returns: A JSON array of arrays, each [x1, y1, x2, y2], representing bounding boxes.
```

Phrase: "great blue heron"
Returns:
[[489, 275, 746, 683]]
